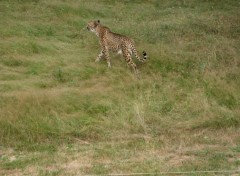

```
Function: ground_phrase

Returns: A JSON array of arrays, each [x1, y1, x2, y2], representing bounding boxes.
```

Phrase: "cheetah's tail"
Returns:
[[132, 48, 148, 62], [142, 51, 148, 61], [137, 50, 148, 62]]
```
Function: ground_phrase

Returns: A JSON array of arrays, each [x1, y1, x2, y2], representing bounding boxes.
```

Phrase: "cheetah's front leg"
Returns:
[[95, 50, 104, 62], [102, 48, 111, 68]]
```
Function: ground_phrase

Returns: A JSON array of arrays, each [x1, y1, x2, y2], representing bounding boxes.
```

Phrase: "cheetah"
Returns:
[[86, 20, 147, 74]]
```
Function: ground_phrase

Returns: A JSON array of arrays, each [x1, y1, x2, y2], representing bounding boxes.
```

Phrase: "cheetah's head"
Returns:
[[87, 20, 100, 33]]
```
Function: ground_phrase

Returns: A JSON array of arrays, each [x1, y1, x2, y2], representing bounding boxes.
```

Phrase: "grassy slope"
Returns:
[[0, 0, 240, 175]]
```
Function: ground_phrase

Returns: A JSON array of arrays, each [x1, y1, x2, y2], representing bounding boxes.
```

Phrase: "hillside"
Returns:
[[0, 0, 240, 175]]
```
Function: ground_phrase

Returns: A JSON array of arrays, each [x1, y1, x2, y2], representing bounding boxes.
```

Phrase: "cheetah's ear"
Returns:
[[97, 20, 100, 24]]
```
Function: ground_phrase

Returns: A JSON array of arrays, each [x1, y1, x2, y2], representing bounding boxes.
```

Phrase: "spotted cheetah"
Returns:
[[87, 20, 147, 74]]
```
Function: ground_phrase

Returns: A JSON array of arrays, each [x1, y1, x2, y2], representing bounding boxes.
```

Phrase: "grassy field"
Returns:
[[0, 0, 240, 175]]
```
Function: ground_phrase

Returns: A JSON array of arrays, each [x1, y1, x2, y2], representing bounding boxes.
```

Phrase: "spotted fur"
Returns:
[[87, 20, 148, 74]]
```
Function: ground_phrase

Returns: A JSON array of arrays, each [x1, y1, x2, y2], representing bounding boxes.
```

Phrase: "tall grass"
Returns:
[[0, 0, 239, 174]]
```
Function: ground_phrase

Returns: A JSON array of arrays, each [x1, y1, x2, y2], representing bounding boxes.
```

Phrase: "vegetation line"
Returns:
[[86, 170, 240, 176]]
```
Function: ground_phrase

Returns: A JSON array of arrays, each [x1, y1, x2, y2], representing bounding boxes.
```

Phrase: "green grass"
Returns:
[[0, 0, 240, 175]]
